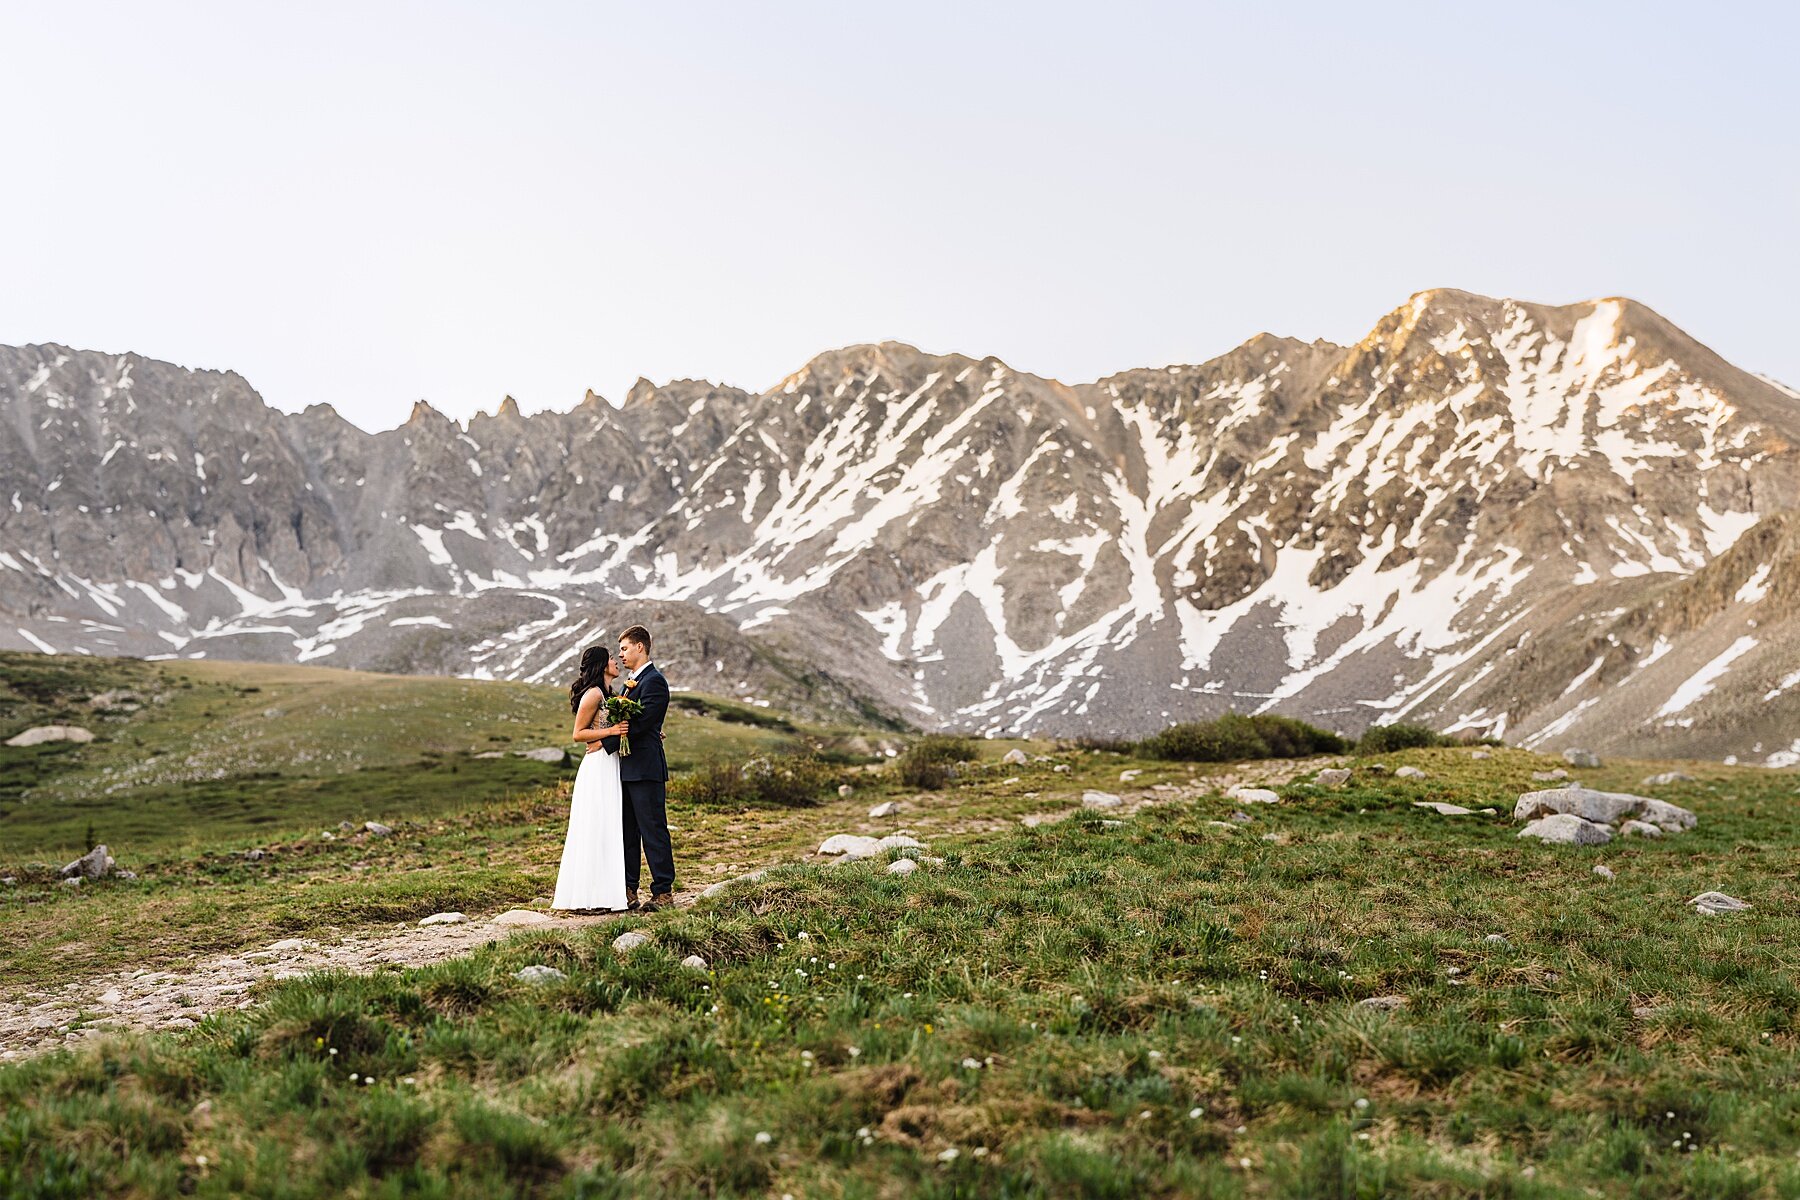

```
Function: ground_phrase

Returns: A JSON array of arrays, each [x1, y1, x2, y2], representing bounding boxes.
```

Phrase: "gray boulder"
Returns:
[[419, 912, 467, 926], [514, 965, 567, 984], [612, 931, 651, 952], [1642, 771, 1695, 786], [1001, 748, 1029, 766], [886, 858, 918, 876], [681, 954, 709, 971], [1563, 749, 1601, 768], [1517, 814, 1612, 845], [1315, 768, 1352, 788], [1413, 801, 1473, 816], [1593, 865, 1615, 880], [516, 747, 565, 764], [1618, 820, 1662, 838], [1228, 786, 1280, 804], [59, 844, 114, 881], [1082, 791, 1123, 809], [1394, 766, 1428, 780], [1513, 786, 1695, 832], [867, 801, 898, 819], [1470, 750, 1491, 760], [819, 834, 883, 858], [1531, 769, 1569, 782], [363, 821, 393, 837]]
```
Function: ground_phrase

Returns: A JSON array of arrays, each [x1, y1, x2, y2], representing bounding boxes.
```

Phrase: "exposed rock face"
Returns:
[[7, 289, 1800, 754]]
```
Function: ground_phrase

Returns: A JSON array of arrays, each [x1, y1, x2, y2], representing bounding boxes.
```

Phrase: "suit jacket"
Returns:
[[617, 663, 670, 783]]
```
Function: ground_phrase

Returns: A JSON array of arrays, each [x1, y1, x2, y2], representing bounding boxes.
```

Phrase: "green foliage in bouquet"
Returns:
[[603, 695, 644, 756]]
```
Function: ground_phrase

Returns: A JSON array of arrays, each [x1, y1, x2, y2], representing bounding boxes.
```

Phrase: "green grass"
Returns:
[[5, 659, 1800, 1195], [0, 652, 855, 859]]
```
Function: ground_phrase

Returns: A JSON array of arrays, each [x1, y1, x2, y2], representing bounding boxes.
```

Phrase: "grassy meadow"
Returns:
[[5, 654, 1800, 1197]]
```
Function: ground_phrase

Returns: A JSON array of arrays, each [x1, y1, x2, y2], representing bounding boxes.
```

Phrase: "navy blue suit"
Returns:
[[619, 663, 674, 895]]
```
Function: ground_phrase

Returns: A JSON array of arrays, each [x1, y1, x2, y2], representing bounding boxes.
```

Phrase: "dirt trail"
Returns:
[[1, 757, 1328, 1060]]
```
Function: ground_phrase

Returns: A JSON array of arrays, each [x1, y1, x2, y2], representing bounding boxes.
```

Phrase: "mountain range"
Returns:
[[5, 288, 1800, 761]]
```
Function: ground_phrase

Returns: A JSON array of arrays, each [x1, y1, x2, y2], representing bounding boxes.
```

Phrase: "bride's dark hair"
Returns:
[[568, 645, 612, 713]]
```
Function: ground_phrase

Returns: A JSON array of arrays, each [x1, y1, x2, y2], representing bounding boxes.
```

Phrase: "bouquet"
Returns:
[[603, 694, 644, 756]]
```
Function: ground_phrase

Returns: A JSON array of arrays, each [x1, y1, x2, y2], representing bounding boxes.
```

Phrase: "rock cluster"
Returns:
[[1514, 786, 1696, 845], [7, 725, 95, 747]]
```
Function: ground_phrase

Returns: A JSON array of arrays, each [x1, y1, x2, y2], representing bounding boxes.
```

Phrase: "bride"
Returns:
[[552, 645, 631, 912]]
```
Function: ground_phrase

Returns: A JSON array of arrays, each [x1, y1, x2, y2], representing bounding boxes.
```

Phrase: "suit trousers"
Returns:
[[621, 777, 675, 896]]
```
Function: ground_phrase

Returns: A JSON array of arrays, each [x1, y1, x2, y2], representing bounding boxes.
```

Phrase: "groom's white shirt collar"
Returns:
[[629, 660, 653, 681]]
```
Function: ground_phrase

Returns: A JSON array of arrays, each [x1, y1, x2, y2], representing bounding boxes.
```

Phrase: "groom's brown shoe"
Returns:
[[641, 893, 674, 913], [625, 889, 640, 911]]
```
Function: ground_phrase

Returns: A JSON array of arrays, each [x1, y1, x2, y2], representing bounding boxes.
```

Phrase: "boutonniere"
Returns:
[[621, 678, 638, 691]]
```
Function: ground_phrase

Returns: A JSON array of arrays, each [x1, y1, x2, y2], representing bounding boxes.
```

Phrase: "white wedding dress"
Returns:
[[552, 742, 628, 911]]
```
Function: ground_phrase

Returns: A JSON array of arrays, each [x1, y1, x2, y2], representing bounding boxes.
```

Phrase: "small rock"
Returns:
[[318, 831, 336, 841], [1483, 934, 1509, 945], [1563, 749, 1601, 768], [819, 833, 884, 858], [474, 750, 506, 759], [61, 877, 82, 888], [1227, 787, 1280, 804], [868, 801, 898, 819], [1082, 791, 1123, 809], [337, 821, 354, 832], [4, 725, 95, 747], [1365, 764, 1390, 775], [191, 1100, 213, 1119], [516, 747, 565, 763], [1470, 750, 1491, 760], [419, 912, 467, 926], [700, 869, 769, 899], [1205, 821, 1238, 832], [1101, 819, 1124, 828], [514, 965, 567, 984], [1394, 766, 1428, 780], [838, 784, 855, 799], [1516, 814, 1613, 845], [99, 988, 122, 1005], [1632, 1005, 1662, 1019], [1619, 819, 1662, 838], [1119, 769, 1143, 782], [244, 849, 265, 862], [878, 834, 923, 851], [1355, 995, 1407, 1013], [1531, 769, 1569, 782], [1, 877, 15, 886], [1642, 771, 1694, 786], [363, 822, 393, 837], [491, 909, 552, 927], [886, 858, 918, 876], [612, 931, 651, 952], [1314, 768, 1352, 788], [1593, 865, 1615, 880], [1002, 748, 1029, 766], [1413, 801, 1473, 816], [59, 844, 113, 881], [161, 1017, 197, 1031], [114, 870, 137, 881], [681, 954, 709, 971], [268, 938, 315, 952], [1260, 833, 1281, 842], [1052, 763, 1071, 773], [1228, 811, 1253, 823], [1689, 891, 1750, 915]]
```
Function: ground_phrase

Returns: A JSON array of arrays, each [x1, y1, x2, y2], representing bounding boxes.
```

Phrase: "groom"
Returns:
[[616, 624, 675, 911]]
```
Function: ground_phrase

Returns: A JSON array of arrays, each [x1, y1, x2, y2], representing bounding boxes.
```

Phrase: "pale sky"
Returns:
[[3, 1, 1794, 432]]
